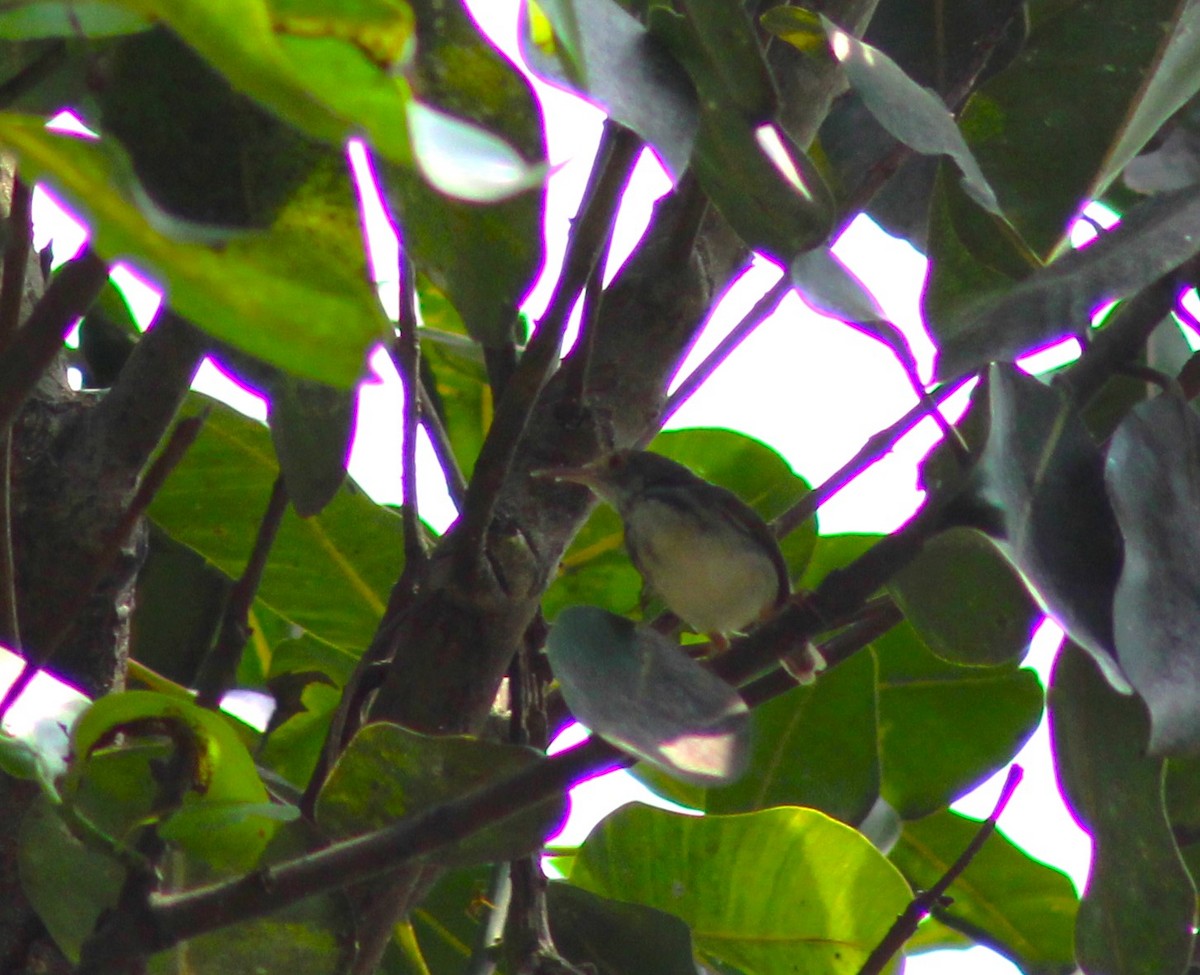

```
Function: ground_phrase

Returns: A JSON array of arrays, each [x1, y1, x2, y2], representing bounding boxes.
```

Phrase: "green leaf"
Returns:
[[0, 2, 148, 38], [382, 0, 545, 345], [315, 723, 566, 866], [664, 0, 776, 121], [260, 681, 341, 790], [1051, 643, 1196, 975], [546, 882, 697, 975], [407, 100, 546, 202], [1105, 390, 1200, 754], [570, 804, 911, 975], [100, 0, 417, 161], [890, 527, 1041, 667], [688, 106, 834, 262], [822, 16, 1000, 215], [148, 817, 356, 974], [149, 397, 403, 651], [0, 115, 387, 387], [702, 647, 879, 822], [890, 810, 1078, 971], [383, 863, 494, 975], [18, 794, 124, 963], [876, 622, 1043, 818], [68, 690, 278, 871], [547, 607, 750, 786], [957, 0, 1189, 258], [268, 375, 354, 517]]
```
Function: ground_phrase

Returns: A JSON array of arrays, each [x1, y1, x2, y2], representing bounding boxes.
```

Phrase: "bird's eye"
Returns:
[[607, 454, 625, 471]]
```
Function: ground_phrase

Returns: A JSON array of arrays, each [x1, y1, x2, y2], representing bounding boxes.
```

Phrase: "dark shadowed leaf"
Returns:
[[316, 723, 566, 867], [268, 376, 355, 517], [570, 803, 911, 975], [956, 0, 1194, 259], [890, 810, 1078, 972], [890, 527, 1041, 667], [675, 98, 832, 261], [822, 16, 1000, 215], [654, 0, 774, 121], [935, 185, 1200, 379], [521, 0, 698, 178], [790, 246, 886, 323], [952, 365, 1126, 689], [547, 607, 749, 786], [149, 397, 403, 651], [1105, 390, 1200, 753], [875, 622, 1042, 818], [1051, 644, 1196, 975], [546, 883, 696, 975], [381, 864, 493, 975]]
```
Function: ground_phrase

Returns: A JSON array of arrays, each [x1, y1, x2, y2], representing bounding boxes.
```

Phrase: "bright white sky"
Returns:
[[0, 5, 1102, 972]]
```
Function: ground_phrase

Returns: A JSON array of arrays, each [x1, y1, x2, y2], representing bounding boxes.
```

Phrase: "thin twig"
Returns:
[[0, 435, 17, 652], [452, 123, 640, 582], [0, 171, 33, 353], [0, 410, 208, 721], [856, 764, 1024, 975], [661, 270, 791, 424], [418, 373, 468, 508], [0, 246, 109, 435], [195, 474, 290, 708], [1054, 270, 1188, 408], [396, 257, 427, 569], [772, 377, 970, 541]]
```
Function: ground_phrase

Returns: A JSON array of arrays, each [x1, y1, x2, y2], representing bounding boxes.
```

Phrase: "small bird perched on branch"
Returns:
[[538, 450, 791, 649]]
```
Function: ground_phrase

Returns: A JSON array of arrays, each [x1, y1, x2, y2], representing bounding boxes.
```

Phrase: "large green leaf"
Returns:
[[98, 0, 416, 160], [890, 527, 1040, 667], [876, 622, 1043, 818], [148, 397, 404, 651], [0, 115, 388, 386], [890, 810, 1078, 971], [570, 804, 911, 975], [1051, 643, 1196, 975], [958, 0, 1185, 258]]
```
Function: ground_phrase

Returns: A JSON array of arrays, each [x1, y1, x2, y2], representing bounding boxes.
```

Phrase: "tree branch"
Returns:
[[0, 410, 208, 720], [452, 123, 640, 582], [396, 259, 427, 570], [0, 246, 108, 435], [0, 171, 33, 352], [856, 764, 1024, 975], [195, 474, 289, 708], [661, 270, 790, 425]]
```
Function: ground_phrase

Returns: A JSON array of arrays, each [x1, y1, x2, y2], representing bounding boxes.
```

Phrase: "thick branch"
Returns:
[[0, 247, 108, 435]]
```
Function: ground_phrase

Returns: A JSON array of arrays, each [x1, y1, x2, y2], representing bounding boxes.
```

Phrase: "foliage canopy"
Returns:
[[0, 0, 1199, 973]]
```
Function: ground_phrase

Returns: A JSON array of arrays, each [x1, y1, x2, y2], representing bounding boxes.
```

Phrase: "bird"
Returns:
[[538, 449, 791, 648]]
